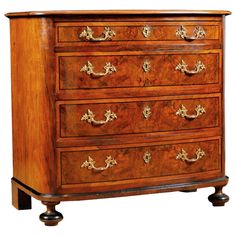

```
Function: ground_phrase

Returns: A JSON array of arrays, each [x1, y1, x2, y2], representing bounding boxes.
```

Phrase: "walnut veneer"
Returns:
[[6, 10, 230, 226]]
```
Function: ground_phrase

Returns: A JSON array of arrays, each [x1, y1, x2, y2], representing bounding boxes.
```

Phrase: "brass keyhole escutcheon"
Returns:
[[143, 25, 151, 38], [143, 60, 151, 73], [143, 106, 151, 119], [143, 152, 152, 164]]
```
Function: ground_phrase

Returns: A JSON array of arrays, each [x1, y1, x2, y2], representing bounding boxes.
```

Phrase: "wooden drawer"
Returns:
[[59, 138, 221, 186], [56, 22, 220, 44], [57, 50, 221, 91], [57, 94, 220, 139]]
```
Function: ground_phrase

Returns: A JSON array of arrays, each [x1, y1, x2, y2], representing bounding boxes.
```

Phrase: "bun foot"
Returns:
[[39, 201, 63, 226], [208, 186, 229, 206]]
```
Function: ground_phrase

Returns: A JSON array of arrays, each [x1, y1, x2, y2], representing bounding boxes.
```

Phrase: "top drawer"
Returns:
[[56, 21, 221, 46]]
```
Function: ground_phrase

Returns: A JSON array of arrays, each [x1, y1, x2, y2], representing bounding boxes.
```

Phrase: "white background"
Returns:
[[0, 0, 235, 235]]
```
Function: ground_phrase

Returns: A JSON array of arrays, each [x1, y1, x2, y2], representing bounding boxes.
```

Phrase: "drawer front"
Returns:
[[56, 22, 220, 44], [59, 138, 221, 185], [58, 51, 220, 90], [58, 95, 220, 138]]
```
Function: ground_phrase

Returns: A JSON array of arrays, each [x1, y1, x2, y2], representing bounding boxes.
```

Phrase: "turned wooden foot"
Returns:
[[40, 201, 63, 226], [208, 186, 229, 206], [12, 181, 31, 210], [181, 189, 197, 193]]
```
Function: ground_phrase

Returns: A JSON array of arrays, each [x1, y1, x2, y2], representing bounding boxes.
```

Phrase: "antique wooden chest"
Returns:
[[6, 10, 230, 226]]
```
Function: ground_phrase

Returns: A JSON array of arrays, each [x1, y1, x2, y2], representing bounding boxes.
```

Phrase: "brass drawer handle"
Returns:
[[81, 156, 117, 171], [81, 61, 117, 77], [175, 60, 206, 75], [79, 26, 116, 41], [176, 25, 206, 41], [176, 148, 205, 163], [176, 104, 206, 120], [81, 109, 117, 125]]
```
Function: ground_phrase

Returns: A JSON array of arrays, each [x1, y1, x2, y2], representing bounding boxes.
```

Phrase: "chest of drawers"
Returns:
[[6, 10, 230, 226]]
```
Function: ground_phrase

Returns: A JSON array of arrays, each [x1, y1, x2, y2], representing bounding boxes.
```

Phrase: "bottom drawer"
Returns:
[[58, 137, 221, 187]]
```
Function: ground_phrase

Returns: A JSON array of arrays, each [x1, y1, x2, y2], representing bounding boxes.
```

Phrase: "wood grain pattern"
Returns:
[[57, 22, 220, 44], [59, 95, 220, 138], [58, 51, 220, 90], [10, 18, 56, 194], [57, 136, 223, 193], [60, 138, 220, 185]]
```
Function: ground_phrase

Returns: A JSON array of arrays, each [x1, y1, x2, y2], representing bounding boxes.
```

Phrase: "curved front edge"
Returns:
[[12, 176, 229, 203]]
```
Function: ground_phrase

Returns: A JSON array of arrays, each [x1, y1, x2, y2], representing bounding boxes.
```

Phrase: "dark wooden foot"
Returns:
[[39, 201, 63, 226], [181, 189, 197, 193], [12, 180, 31, 210], [208, 186, 229, 206]]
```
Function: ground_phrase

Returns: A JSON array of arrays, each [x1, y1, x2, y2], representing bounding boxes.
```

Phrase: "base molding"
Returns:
[[12, 176, 228, 202], [12, 176, 229, 226]]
